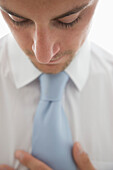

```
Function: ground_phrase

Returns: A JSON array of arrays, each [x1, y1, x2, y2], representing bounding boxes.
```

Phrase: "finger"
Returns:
[[0, 165, 14, 170], [73, 142, 96, 170], [15, 150, 52, 170]]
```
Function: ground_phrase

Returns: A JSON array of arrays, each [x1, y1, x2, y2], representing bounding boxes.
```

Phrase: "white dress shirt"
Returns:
[[0, 33, 113, 170]]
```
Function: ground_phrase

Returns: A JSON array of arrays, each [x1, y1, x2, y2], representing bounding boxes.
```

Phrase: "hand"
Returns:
[[73, 142, 96, 170], [0, 150, 52, 170], [0, 142, 96, 170]]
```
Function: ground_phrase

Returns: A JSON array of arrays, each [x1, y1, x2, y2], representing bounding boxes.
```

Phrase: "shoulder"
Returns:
[[90, 41, 113, 75], [0, 34, 13, 81], [0, 34, 10, 64], [0, 34, 10, 49]]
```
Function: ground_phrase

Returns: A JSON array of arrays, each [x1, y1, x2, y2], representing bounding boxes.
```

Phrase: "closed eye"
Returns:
[[8, 14, 82, 29]]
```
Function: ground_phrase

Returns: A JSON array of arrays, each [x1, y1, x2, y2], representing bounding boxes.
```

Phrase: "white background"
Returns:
[[0, 0, 113, 54]]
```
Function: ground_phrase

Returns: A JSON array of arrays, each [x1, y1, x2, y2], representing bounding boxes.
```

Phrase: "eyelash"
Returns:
[[9, 15, 82, 29], [10, 19, 33, 27], [57, 16, 81, 29]]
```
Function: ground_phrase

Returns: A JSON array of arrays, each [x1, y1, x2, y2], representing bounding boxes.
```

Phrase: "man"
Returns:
[[0, 0, 113, 169]]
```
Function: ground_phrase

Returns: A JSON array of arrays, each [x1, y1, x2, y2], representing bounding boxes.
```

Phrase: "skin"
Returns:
[[0, 142, 95, 170], [0, 0, 98, 74], [0, 0, 98, 169]]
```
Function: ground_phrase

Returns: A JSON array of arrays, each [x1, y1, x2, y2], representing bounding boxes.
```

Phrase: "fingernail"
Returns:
[[15, 151, 24, 161], [75, 142, 83, 154]]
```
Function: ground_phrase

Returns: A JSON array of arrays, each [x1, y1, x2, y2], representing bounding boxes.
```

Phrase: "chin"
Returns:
[[37, 64, 66, 74], [29, 53, 74, 74], [33, 61, 71, 74]]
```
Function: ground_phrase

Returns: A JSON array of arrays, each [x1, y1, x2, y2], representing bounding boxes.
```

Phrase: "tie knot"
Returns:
[[39, 71, 69, 101]]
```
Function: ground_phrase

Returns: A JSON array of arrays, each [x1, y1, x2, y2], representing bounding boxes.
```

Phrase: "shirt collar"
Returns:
[[8, 33, 91, 91], [65, 39, 91, 91], [8, 34, 41, 89]]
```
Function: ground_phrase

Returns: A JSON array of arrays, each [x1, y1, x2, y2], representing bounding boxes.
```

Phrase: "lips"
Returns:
[[50, 55, 62, 61]]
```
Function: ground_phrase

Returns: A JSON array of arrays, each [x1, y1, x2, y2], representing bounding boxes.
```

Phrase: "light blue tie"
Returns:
[[32, 71, 76, 170]]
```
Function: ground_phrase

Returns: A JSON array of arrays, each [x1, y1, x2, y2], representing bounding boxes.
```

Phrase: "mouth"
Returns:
[[49, 54, 63, 63]]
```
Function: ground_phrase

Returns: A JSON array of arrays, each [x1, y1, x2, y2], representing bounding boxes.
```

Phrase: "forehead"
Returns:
[[0, 0, 90, 18], [0, 0, 89, 8]]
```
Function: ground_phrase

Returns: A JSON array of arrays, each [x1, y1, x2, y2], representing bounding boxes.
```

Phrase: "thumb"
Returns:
[[73, 142, 96, 170], [15, 150, 52, 170]]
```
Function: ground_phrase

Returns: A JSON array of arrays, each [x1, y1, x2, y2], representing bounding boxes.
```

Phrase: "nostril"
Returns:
[[53, 43, 60, 56], [32, 39, 60, 64], [32, 41, 36, 55], [35, 57, 51, 64], [35, 48, 53, 64]]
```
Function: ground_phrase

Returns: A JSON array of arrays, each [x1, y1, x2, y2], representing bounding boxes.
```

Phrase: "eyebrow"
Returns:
[[0, 6, 28, 19], [0, 1, 91, 20], [54, 2, 91, 20]]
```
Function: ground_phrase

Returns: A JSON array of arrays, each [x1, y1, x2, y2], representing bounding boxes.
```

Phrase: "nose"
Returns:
[[32, 28, 60, 64]]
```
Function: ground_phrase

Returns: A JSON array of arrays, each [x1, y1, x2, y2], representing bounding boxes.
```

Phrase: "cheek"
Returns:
[[1, 11, 33, 50], [60, 5, 97, 50], [10, 27, 33, 51], [12, 30, 32, 50], [60, 24, 90, 52]]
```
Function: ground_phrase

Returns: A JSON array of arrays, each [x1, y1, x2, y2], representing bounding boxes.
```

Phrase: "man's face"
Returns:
[[0, 0, 98, 73]]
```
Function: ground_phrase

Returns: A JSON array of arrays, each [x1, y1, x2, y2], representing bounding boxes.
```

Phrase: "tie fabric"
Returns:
[[32, 71, 76, 170]]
